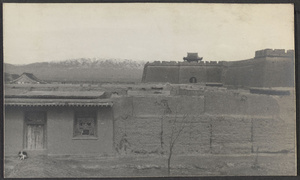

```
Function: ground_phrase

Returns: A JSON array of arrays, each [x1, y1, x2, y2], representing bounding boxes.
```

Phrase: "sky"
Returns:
[[3, 3, 294, 65]]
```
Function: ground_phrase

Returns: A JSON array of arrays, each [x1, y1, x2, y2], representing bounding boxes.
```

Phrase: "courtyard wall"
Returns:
[[112, 90, 295, 156]]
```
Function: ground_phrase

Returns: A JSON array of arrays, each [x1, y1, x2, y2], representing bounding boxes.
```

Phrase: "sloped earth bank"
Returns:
[[5, 153, 295, 178]]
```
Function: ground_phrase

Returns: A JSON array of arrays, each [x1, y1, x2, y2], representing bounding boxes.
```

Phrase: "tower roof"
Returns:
[[183, 53, 203, 62]]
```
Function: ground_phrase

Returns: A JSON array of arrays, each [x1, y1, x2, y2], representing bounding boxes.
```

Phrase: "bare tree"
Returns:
[[155, 99, 172, 150], [155, 99, 195, 176], [115, 115, 131, 154], [167, 113, 189, 175], [251, 147, 260, 169]]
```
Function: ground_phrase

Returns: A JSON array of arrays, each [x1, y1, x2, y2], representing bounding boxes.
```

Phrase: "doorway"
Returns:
[[189, 77, 197, 83], [24, 112, 46, 150]]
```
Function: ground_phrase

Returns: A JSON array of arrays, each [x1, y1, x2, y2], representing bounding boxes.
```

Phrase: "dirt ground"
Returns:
[[4, 153, 296, 178]]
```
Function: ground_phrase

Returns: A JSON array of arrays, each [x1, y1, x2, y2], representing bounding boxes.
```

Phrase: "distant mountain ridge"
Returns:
[[4, 58, 147, 83], [48, 58, 146, 68]]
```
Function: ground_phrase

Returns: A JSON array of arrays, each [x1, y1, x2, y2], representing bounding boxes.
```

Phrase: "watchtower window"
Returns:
[[189, 77, 197, 83]]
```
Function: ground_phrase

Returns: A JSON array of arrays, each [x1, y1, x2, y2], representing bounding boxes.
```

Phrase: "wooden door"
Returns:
[[25, 111, 46, 150], [27, 124, 44, 149]]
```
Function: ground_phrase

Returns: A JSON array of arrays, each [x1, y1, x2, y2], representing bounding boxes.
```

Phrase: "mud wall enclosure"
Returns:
[[112, 90, 295, 156]]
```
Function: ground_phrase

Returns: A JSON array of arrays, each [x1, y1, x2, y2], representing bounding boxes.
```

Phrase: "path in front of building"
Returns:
[[5, 155, 93, 178], [5, 153, 296, 178]]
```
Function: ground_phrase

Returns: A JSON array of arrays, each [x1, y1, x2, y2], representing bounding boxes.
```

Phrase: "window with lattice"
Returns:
[[74, 111, 97, 138]]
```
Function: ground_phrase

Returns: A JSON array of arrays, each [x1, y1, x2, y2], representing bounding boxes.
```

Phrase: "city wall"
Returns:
[[142, 49, 295, 87], [142, 61, 224, 84]]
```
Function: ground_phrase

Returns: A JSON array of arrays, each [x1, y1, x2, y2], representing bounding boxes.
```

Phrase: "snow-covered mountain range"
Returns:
[[4, 58, 147, 83]]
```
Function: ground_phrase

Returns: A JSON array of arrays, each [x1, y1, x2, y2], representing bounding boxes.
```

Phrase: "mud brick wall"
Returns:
[[142, 65, 179, 83], [112, 97, 133, 153], [204, 91, 280, 116], [112, 97, 133, 119], [252, 118, 295, 153], [206, 66, 223, 82], [178, 65, 223, 84], [178, 66, 207, 84], [123, 116, 162, 153], [113, 96, 207, 154], [178, 88, 205, 96], [142, 62, 223, 84], [210, 116, 252, 154], [161, 115, 211, 154], [221, 57, 294, 87], [112, 92, 294, 155], [262, 57, 295, 87], [114, 115, 211, 154], [114, 115, 162, 154], [132, 96, 205, 116], [222, 59, 265, 87]]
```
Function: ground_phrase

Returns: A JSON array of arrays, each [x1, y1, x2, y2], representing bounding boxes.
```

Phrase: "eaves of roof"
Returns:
[[5, 98, 113, 107], [4, 91, 106, 99]]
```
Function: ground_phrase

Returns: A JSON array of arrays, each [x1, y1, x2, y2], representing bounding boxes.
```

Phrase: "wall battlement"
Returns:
[[146, 61, 223, 66], [255, 49, 294, 58]]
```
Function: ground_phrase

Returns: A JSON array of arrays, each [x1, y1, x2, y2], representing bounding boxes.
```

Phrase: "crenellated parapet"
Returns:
[[180, 61, 224, 66], [255, 49, 294, 58], [145, 60, 224, 66]]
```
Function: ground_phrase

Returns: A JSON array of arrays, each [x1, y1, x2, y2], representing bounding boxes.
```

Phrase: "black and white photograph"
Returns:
[[3, 3, 296, 177]]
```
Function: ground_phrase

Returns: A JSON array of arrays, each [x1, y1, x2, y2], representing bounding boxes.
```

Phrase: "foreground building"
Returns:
[[5, 89, 113, 155]]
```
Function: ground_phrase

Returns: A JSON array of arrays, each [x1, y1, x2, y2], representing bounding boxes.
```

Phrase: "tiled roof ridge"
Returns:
[[10, 72, 46, 84]]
